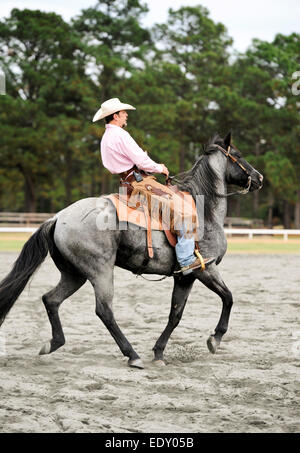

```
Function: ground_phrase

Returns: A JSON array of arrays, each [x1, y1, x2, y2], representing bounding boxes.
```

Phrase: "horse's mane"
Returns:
[[173, 134, 225, 223]]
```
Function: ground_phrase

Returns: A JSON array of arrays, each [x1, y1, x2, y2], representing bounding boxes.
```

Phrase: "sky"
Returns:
[[0, 0, 299, 52]]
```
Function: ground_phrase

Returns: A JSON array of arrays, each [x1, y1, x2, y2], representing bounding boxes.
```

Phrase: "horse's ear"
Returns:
[[224, 131, 232, 149]]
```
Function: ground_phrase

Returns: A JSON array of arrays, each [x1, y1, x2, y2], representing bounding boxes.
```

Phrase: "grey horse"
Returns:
[[0, 133, 263, 368]]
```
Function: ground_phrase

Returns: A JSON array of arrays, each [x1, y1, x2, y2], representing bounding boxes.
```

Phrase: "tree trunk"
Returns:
[[91, 166, 96, 197], [235, 197, 241, 217], [179, 147, 186, 173], [294, 188, 300, 229], [283, 200, 291, 229], [24, 172, 36, 212], [253, 141, 260, 218], [267, 190, 274, 228], [253, 190, 259, 217], [101, 171, 108, 194], [65, 150, 73, 205]]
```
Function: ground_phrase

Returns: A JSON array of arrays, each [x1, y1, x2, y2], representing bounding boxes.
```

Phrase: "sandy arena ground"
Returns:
[[0, 252, 299, 433]]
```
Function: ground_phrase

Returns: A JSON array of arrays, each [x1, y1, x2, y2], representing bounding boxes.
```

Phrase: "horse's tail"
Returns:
[[0, 219, 56, 326]]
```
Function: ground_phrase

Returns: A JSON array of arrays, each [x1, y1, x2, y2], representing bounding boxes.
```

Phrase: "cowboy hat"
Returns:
[[92, 98, 136, 122]]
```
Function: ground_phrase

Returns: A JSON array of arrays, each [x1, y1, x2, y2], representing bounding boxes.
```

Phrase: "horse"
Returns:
[[0, 132, 263, 369]]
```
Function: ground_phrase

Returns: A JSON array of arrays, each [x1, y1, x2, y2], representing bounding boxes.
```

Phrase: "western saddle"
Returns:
[[105, 167, 203, 268]]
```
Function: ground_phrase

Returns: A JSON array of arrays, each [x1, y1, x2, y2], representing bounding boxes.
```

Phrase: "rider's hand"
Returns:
[[161, 164, 169, 178]]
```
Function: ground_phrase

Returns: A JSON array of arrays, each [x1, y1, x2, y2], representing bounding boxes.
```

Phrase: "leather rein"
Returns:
[[212, 144, 252, 197]]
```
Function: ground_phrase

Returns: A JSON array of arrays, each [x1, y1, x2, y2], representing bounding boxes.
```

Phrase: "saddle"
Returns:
[[105, 171, 199, 259]]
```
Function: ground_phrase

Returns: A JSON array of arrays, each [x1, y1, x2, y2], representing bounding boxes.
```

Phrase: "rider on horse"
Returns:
[[92, 98, 213, 275]]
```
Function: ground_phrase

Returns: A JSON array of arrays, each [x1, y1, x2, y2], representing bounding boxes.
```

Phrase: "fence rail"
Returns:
[[0, 213, 264, 228], [224, 217, 264, 228], [0, 227, 38, 233], [224, 228, 300, 240], [0, 212, 55, 227], [1, 227, 300, 240]]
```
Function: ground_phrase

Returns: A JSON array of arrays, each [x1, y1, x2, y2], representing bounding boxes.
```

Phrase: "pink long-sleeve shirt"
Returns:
[[100, 124, 163, 174]]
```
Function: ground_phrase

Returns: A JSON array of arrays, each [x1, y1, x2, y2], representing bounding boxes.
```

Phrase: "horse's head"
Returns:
[[219, 132, 263, 193], [175, 133, 264, 222]]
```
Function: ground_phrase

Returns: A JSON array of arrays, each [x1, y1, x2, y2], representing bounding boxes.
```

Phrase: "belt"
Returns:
[[120, 167, 150, 183], [120, 166, 136, 181]]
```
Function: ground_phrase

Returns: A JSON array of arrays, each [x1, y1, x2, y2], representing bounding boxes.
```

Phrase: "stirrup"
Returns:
[[174, 256, 215, 276]]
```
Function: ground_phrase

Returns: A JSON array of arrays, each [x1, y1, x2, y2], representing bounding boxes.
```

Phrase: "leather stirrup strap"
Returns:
[[194, 249, 205, 271], [142, 203, 154, 258], [194, 242, 205, 271]]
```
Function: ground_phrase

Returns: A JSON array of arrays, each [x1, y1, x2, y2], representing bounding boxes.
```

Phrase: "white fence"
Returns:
[[1, 227, 300, 241], [224, 228, 300, 240], [0, 227, 37, 233]]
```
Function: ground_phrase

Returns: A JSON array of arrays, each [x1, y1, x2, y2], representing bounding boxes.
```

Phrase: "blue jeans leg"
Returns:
[[175, 230, 195, 268]]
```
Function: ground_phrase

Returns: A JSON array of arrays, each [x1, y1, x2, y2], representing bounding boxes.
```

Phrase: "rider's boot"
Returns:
[[175, 230, 214, 276], [179, 256, 215, 276]]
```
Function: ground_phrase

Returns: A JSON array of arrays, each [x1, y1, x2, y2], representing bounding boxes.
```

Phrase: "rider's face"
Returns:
[[116, 110, 128, 128]]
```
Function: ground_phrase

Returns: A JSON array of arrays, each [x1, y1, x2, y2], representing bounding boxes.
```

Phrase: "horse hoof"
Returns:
[[207, 335, 219, 354], [128, 358, 144, 369], [39, 341, 52, 355], [152, 359, 166, 367]]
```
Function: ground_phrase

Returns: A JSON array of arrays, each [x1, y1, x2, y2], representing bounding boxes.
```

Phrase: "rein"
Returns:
[[136, 274, 168, 281], [213, 144, 252, 197]]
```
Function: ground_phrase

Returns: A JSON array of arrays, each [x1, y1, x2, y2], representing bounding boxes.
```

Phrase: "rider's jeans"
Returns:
[[175, 229, 195, 268]]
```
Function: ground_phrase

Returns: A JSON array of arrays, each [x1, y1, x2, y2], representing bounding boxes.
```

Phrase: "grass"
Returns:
[[0, 233, 32, 252], [227, 238, 300, 254], [1, 232, 300, 254]]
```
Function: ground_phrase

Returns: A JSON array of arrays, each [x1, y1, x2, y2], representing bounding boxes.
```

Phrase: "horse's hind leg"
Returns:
[[196, 266, 233, 354], [92, 268, 143, 369], [39, 272, 86, 355]]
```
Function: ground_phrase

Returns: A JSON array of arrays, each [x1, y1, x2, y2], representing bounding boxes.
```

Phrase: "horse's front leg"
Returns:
[[196, 266, 233, 354], [153, 274, 195, 365]]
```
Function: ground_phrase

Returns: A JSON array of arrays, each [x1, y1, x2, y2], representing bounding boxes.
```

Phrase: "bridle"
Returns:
[[167, 142, 252, 196], [212, 144, 252, 197]]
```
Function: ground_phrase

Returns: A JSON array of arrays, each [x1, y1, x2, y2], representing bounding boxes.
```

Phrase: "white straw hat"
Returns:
[[92, 98, 136, 122]]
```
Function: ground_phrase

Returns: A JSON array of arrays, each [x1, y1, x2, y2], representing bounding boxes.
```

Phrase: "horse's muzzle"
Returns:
[[250, 173, 263, 191]]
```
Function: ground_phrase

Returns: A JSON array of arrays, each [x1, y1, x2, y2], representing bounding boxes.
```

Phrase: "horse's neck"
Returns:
[[209, 153, 227, 226], [214, 180, 227, 226]]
